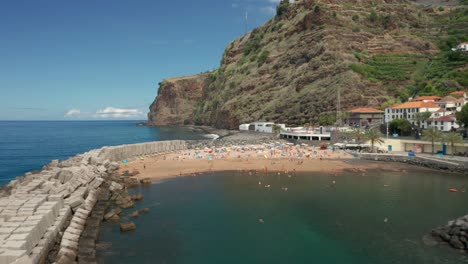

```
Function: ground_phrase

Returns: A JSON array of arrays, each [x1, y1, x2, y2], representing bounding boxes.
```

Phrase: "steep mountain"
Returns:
[[148, 0, 467, 129]]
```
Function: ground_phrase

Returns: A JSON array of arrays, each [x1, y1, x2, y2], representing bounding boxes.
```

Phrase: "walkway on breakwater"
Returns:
[[359, 153, 468, 173], [0, 140, 187, 264]]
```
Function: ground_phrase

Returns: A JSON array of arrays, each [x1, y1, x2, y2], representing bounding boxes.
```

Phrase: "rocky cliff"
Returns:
[[148, 0, 467, 129], [148, 74, 210, 125]]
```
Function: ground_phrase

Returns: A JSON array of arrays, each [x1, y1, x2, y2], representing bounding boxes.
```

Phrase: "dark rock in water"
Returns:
[[450, 227, 461, 236], [140, 178, 152, 185], [108, 215, 120, 222], [440, 231, 451, 242], [129, 211, 139, 218], [422, 235, 439, 247], [120, 222, 136, 232], [459, 236, 467, 244], [449, 236, 465, 249], [131, 193, 143, 201], [140, 208, 150, 214]]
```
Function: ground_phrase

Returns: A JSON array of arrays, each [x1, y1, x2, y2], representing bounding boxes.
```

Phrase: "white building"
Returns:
[[385, 101, 440, 126], [239, 124, 250, 131], [244, 122, 286, 133], [427, 114, 459, 132], [436, 95, 466, 112], [452, 42, 468, 52]]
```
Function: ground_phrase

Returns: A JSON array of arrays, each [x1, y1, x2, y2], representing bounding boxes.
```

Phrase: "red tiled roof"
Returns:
[[412, 96, 441, 101], [433, 114, 456, 122], [391, 101, 438, 109], [350, 107, 384, 113], [451, 91, 465, 96], [436, 108, 446, 113], [438, 96, 458, 103]]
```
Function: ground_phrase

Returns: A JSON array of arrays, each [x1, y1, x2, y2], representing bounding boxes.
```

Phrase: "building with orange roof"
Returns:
[[436, 95, 466, 112], [385, 101, 440, 128], [428, 114, 459, 132], [348, 107, 384, 127]]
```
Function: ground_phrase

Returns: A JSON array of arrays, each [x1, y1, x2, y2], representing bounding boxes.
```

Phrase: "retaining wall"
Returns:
[[99, 140, 187, 161]]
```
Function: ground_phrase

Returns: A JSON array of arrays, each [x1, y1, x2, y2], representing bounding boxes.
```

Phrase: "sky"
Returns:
[[0, 0, 282, 120]]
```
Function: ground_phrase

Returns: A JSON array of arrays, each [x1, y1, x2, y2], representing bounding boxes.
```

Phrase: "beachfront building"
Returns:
[[384, 101, 440, 127], [239, 124, 250, 131], [348, 107, 384, 127], [244, 122, 286, 133], [280, 129, 331, 141]]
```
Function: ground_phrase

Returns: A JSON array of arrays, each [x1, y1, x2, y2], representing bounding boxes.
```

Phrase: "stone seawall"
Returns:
[[0, 140, 188, 264], [358, 153, 467, 174]]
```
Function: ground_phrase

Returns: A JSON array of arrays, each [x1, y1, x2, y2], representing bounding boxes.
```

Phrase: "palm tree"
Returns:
[[365, 129, 384, 152], [422, 127, 443, 155], [352, 128, 366, 144], [272, 124, 283, 138], [444, 132, 463, 156]]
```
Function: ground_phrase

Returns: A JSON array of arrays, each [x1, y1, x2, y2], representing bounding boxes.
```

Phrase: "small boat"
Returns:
[[204, 134, 219, 140], [449, 188, 458, 193]]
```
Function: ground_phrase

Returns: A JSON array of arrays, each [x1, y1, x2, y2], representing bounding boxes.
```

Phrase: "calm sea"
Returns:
[[0, 121, 205, 185], [97, 170, 468, 264]]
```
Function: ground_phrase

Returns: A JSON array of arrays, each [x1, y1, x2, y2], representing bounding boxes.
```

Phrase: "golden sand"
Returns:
[[118, 144, 409, 182]]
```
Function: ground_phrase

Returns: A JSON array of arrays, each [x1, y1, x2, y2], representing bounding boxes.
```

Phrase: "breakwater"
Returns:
[[359, 153, 468, 174], [0, 140, 187, 263]]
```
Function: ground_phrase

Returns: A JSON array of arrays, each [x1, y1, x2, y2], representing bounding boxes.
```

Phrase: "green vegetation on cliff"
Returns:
[[149, 0, 468, 129]]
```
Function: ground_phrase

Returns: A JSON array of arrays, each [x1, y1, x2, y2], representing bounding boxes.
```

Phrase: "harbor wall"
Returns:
[[0, 140, 188, 264]]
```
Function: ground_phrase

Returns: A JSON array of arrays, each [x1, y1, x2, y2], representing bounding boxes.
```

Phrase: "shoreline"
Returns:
[[117, 144, 438, 184], [0, 138, 465, 263]]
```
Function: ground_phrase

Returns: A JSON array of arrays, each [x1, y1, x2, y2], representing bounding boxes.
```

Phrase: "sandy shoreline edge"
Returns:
[[0, 137, 463, 263]]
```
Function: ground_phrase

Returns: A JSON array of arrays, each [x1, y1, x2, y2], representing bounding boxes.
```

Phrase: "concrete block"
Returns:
[[0, 227, 16, 235], [2, 222, 21, 228], [0, 249, 27, 264], [62, 231, 80, 243], [61, 238, 79, 250]]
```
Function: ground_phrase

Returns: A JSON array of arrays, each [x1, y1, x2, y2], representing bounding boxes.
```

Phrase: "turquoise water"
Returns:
[[97, 168, 468, 264], [0, 121, 204, 184]]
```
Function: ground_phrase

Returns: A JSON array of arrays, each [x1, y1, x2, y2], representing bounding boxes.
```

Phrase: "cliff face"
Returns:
[[147, 74, 209, 126], [148, 0, 467, 129]]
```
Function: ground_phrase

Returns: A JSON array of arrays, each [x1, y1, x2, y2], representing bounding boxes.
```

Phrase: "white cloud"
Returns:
[[94, 107, 145, 119], [64, 108, 81, 117]]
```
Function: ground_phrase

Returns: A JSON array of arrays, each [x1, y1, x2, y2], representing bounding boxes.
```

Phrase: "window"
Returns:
[[435, 121, 438, 125], [441, 121, 444, 125]]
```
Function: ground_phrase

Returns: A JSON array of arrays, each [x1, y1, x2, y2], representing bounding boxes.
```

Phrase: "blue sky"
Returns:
[[0, 0, 281, 120]]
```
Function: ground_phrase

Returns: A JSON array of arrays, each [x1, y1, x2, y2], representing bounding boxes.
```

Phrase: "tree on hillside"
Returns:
[[276, 0, 290, 17], [318, 113, 336, 126], [456, 104, 468, 128], [444, 132, 463, 156], [422, 127, 443, 155], [369, 10, 378, 22], [389, 119, 412, 136], [272, 124, 283, 138], [365, 129, 384, 152]]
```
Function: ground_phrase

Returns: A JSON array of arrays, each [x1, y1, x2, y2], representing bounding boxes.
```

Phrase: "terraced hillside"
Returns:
[[148, 0, 467, 129]]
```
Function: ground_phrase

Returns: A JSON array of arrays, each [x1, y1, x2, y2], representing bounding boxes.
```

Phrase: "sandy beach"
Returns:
[[117, 143, 411, 182]]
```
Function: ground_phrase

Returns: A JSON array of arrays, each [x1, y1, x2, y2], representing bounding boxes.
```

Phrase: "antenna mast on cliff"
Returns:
[[337, 88, 342, 127], [245, 11, 248, 33]]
